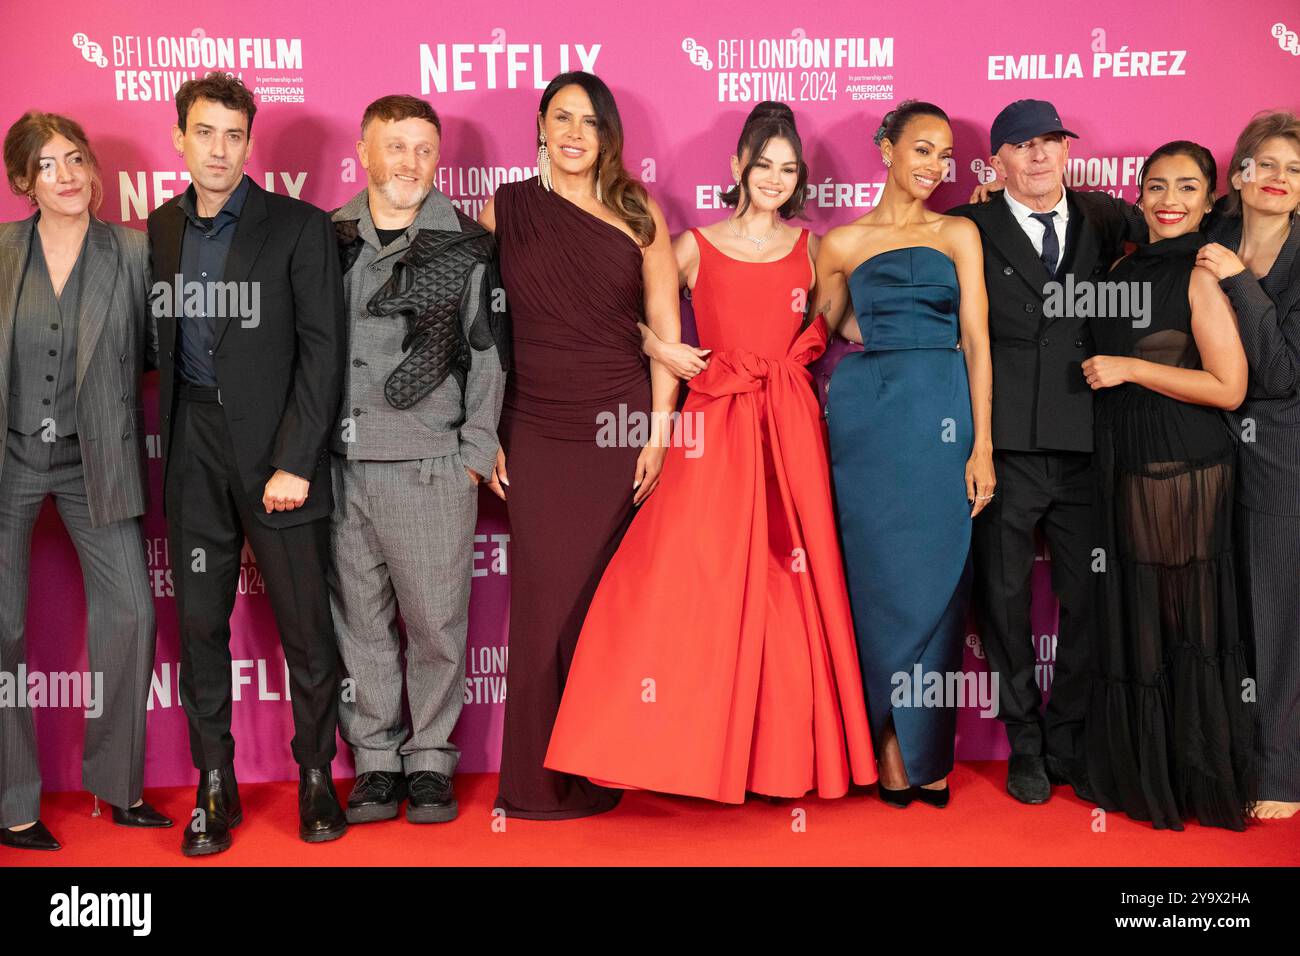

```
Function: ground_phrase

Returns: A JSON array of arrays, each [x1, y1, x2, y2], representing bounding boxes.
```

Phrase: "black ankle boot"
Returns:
[[299, 767, 348, 843], [181, 767, 241, 857]]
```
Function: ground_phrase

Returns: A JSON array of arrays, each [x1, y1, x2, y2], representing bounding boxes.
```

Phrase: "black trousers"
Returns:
[[972, 449, 1094, 763], [166, 392, 339, 772]]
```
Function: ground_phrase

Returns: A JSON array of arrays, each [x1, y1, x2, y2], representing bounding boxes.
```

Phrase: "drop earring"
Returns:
[[537, 134, 552, 191]]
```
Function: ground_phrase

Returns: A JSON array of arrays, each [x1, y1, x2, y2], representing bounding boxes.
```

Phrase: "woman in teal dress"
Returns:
[[813, 101, 994, 808]]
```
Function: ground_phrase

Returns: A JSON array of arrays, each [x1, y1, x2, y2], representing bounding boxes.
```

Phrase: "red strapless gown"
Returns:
[[544, 228, 877, 801]]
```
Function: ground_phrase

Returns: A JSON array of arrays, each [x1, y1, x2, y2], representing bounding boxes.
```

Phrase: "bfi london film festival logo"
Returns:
[[690, 29, 949, 217], [72, 28, 306, 103], [1273, 22, 1300, 55], [680, 29, 894, 103]]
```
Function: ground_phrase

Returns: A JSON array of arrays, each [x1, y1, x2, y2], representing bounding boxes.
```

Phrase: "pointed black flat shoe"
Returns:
[[914, 784, 950, 808], [877, 784, 916, 808], [111, 800, 174, 828], [1, 820, 62, 851]]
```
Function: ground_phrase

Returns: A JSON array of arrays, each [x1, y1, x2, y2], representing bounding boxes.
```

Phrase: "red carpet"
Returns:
[[5, 762, 1296, 867]]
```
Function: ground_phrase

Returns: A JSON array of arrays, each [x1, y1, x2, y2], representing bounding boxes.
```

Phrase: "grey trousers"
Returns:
[[328, 454, 477, 776], [0, 430, 155, 829]]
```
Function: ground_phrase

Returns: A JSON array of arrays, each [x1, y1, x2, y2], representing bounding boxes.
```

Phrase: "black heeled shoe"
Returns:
[[877, 784, 916, 808], [1, 820, 61, 851], [914, 784, 950, 808], [110, 800, 174, 828]]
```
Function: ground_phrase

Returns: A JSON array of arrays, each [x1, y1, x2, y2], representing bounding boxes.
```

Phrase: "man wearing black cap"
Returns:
[[949, 99, 1141, 805]]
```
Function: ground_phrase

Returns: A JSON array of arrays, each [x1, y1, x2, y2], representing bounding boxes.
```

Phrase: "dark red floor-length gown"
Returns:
[[492, 177, 650, 819]]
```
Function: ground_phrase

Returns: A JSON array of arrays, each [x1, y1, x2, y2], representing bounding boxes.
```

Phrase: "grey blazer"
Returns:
[[0, 215, 153, 527]]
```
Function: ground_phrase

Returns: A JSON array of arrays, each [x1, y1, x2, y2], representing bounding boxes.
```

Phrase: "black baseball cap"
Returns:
[[990, 99, 1079, 154]]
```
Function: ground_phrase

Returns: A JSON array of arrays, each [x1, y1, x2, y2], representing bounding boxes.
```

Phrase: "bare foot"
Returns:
[[1252, 800, 1300, 819], [919, 778, 948, 790], [878, 724, 910, 790], [7, 821, 36, 832]]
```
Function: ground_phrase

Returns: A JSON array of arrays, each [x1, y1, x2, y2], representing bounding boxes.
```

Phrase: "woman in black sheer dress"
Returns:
[[1082, 142, 1254, 830]]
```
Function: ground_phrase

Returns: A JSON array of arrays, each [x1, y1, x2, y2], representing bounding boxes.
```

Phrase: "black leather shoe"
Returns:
[[346, 771, 407, 823], [877, 784, 916, 808], [914, 784, 950, 808], [1007, 754, 1051, 804], [1, 820, 61, 851], [111, 800, 173, 828], [406, 770, 458, 823], [181, 767, 241, 857], [299, 767, 348, 843], [1045, 754, 1096, 802]]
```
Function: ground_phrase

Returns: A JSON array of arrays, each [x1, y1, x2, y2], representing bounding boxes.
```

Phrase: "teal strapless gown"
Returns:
[[827, 245, 974, 786]]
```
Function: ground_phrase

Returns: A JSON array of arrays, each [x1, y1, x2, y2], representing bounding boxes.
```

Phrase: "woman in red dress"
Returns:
[[545, 103, 877, 802]]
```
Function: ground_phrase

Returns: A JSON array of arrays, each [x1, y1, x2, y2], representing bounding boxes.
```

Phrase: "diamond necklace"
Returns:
[[726, 215, 779, 250]]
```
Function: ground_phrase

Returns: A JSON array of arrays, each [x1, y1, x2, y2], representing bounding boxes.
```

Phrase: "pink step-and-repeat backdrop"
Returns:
[[4, 0, 1298, 793]]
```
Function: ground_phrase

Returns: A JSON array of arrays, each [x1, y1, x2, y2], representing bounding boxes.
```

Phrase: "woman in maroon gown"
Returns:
[[478, 72, 681, 819]]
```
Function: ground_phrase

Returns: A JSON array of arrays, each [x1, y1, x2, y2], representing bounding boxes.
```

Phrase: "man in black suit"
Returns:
[[148, 73, 348, 854], [949, 100, 1140, 805]]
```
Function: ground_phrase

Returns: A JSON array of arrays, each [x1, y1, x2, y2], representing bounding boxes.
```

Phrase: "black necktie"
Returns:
[[1030, 211, 1059, 276]]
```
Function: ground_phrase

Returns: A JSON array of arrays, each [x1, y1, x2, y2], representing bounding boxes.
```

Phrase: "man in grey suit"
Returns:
[[0, 111, 170, 850], [329, 95, 505, 825]]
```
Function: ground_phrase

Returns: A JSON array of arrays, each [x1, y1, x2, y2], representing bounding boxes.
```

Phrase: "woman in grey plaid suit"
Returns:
[[0, 112, 171, 851]]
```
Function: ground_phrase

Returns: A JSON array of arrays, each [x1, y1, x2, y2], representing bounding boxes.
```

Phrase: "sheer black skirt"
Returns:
[[1086, 384, 1256, 830]]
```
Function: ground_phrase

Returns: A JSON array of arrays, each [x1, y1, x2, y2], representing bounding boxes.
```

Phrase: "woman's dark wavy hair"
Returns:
[[1138, 140, 1218, 211], [538, 71, 654, 246], [719, 101, 809, 219]]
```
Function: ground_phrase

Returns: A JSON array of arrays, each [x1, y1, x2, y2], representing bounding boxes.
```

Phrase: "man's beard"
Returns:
[[378, 174, 431, 210]]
